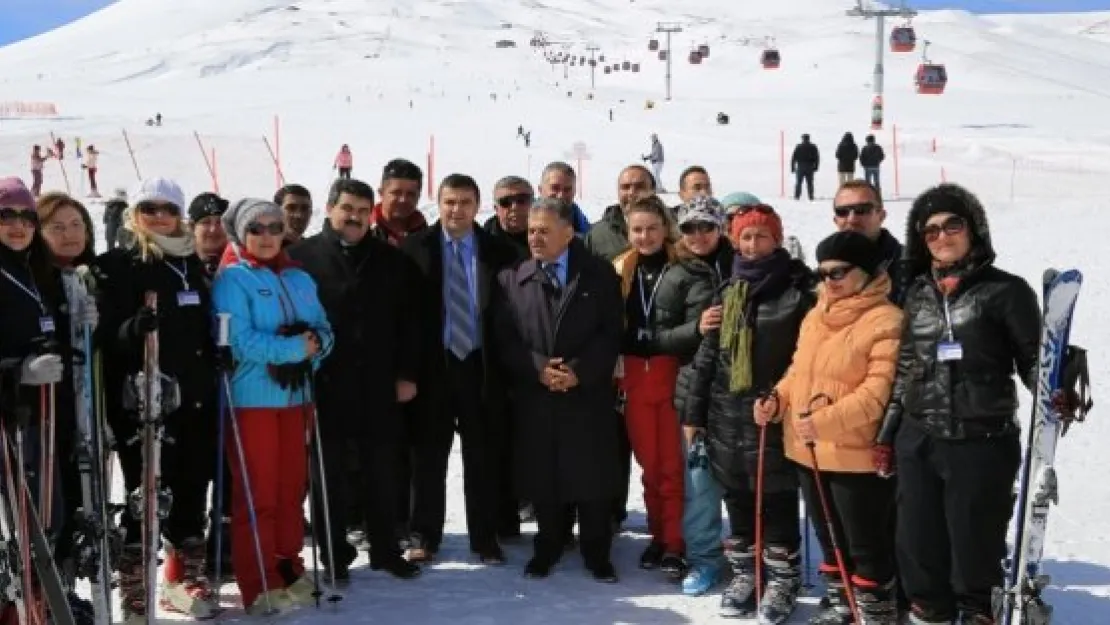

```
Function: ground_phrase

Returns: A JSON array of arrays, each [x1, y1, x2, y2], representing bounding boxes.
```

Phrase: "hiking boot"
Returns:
[[808, 571, 853, 625], [159, 537, 219, 619], [659, 552, 687, 580], [855, 576, 899, 625], [639, 542, 664, 569], [720, 539, 756, 618], [757, 546, 801, 625]]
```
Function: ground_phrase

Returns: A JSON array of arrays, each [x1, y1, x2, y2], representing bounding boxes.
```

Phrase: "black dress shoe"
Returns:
[[476, 545, 506, 565], [371, 556, 422, 579], [524, 557, 554, 578], [587, 561, 618, 583], [639, 542, 664, 569]]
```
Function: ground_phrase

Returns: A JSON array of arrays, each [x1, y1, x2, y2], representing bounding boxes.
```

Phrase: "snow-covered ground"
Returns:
[[1, 0, 1108, 622]]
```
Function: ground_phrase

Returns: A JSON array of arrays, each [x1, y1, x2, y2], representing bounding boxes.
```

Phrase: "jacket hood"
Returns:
[[904, 183, 995, 277]]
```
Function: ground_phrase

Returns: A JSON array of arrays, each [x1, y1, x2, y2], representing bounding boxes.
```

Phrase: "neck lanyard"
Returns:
[[637, 264, 668, 319], [1, 268, 46, 314], [164, 258, 190, 290]]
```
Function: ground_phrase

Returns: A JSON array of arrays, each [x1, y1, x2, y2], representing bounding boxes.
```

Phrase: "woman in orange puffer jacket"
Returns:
[[755, 230, 903, 625]]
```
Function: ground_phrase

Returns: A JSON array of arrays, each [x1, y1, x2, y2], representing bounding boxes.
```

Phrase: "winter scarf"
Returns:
[[149, 232, 195, 258], [371, 203, 427, 246], [719, 248, 793, 392]]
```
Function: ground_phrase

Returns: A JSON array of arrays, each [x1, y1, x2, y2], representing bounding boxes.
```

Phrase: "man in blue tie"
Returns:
[[400, 174, 520, 565]]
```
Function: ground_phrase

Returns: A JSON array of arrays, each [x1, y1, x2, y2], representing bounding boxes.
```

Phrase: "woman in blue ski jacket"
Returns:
[[212, 198, 333, 615]]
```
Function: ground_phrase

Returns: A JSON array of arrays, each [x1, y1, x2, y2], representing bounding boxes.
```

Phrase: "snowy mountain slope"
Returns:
[[1, 0, 1109, 622]]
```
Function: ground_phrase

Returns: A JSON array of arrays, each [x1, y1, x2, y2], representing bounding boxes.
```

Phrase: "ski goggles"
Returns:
[[0, 207, 39, 226]]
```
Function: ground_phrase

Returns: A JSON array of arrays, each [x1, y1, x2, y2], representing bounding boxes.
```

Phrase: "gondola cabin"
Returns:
[[612, 64, 620, 72], [698, 43, 710, 58], [689, 49, 702, 64], [658, 49, 668, 61], [915, 63, 947, 94], [761, 48, 781, 69], [622, 60, 631, 71], [890, 26, 916, 53], [604, 66, 612, 74], [648, 38, 660, 52], [588, 59, 597, 67], [631, 63, 640, 73], [599, 54, 606, 62]]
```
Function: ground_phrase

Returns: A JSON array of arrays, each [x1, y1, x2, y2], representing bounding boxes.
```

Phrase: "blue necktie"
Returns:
[[542, 262, 561, 290], [446, 242, 476, 359]]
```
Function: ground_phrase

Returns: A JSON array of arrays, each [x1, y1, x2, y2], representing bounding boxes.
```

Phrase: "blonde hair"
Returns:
[[126, 205, 188, 261]]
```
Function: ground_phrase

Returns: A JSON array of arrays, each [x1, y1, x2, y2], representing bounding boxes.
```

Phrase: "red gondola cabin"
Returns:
[[915, 63, 947, 94], [658, 50, 668, 61], [890, 26, 916, 53], [698, 44, 710, 58], [688, 49, 702, 64], [648, 39, 660, 52], [761, 49, 781, 69]]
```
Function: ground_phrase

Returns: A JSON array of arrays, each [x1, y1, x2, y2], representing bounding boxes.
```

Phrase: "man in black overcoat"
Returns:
[[493, 197, 623, 582]]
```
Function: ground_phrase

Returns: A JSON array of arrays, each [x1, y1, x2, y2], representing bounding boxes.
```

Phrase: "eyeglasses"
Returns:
[[246, 222, 285, 236], [496, 192, 533, 209], [0, 207, 39, 227], [834, 202, 875, 218], [817, 265, 854, 282], [137, 202, 181, 217], [728, 203, 775, 216], [921, 215, 967, 242], [680, 222, 717, 235]]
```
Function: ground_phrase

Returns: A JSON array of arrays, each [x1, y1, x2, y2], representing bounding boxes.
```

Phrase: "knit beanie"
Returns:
[[130, 177, 185, 211], [222, 198, 284, 246], [816, 231, 882, 275], [728, 204, 784, 244], [677, 195, 724, 228], [719, 191, 762, 215], [188, 192, 229, 224], [0, 177, 36, 210]]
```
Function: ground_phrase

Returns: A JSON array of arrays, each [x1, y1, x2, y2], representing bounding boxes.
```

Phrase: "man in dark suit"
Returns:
[[287, 178, 421, 581], [493, 197, 623, 582], [400, 173, 519, 564]]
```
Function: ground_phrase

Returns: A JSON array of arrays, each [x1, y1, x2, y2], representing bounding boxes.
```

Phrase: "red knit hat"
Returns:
[[728, 204, 783, 245]]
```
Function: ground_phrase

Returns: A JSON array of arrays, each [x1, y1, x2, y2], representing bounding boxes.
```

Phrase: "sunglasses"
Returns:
[[496, 192, 533, 209], [137, 202, 181, 217], [834, 202, 876, 218], [817, 265, 854, 282], [0, 207, 39, 227], [921, 215, 967, 242], [728, 203, 775, 216], [680, 222, 717, 235], [246, 222, 285, 236]]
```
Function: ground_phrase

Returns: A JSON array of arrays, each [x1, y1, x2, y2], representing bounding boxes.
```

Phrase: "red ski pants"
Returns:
[[228, 406, 310, 608], [619, 356, 685, 554]]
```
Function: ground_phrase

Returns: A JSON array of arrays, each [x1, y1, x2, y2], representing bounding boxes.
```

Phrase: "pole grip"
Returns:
[[217, 313, 231, 347]]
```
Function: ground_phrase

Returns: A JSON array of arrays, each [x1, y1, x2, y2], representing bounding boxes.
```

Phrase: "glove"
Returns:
[[872, 443, 895, 478], [267, 362, 312, 391], [132, 306, 158, 336], [20, 354, 64, 386]]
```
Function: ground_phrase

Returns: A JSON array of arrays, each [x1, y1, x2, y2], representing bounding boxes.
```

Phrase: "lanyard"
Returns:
[[164, 259, 190, 290], [1, 268, 46, 314], [637, 265, 668, 319], [941, 297, 955, 341]]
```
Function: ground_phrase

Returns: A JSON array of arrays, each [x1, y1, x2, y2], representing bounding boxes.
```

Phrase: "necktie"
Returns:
[[446, 241, 476, 359], [542, 262, 561, 290]]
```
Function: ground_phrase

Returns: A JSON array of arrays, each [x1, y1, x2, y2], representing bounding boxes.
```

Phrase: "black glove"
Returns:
[[277, 321, 311, 337], [132, 306, 158, 337], [267, 362, 312, 391]]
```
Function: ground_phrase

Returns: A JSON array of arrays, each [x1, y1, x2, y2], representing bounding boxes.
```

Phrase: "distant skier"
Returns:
[[334, 144, 353, 179], [790, 134, 820, 201], [642, 133, 665, 192], [30, 145, 46, 196], [76, 137, 84, 159], [155, 112, 163, 126], [83, 145, 100, 197], [54, 136, 66, 160], [859, 134, 885, 192], [835, 132, 859, 186], [524, 131, 531, 148]]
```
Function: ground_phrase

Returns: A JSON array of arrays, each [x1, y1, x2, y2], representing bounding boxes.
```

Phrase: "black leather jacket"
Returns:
[[878, 184, 1041, 441]]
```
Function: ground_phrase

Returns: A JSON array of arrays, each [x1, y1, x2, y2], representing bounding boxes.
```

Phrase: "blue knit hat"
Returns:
[[720, 191, 762, 215]]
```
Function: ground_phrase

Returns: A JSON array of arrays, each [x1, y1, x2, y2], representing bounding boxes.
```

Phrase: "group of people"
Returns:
[[791, 132, 886, 201], [28, 139, 101, 199], [0, 152, 1074, 625]]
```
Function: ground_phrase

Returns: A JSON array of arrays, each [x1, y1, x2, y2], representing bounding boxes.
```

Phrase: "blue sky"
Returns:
[[1, 1, 1109, 46]]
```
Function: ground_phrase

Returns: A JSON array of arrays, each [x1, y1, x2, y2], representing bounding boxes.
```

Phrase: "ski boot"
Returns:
[[118, 544, 148, 623], [719, 538, 756, 618], [808, 569, 852, 625], [757, 545, 801, 625], [159, 537, 219, 618], [854, 576, 899, 625], [681, 562, 721, 596], [66, 591, 96, 625], [277, 558, 316, 607]]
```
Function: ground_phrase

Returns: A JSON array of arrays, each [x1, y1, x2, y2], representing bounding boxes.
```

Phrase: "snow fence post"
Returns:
[[427, 134, 436, 201], [273, 115, 282, 190], [194, 131, 218, 194], [121, 129, 142, 181], [779, 130, 785, 199], [892, 124, 901, 200], [263, 137, 286, 188]]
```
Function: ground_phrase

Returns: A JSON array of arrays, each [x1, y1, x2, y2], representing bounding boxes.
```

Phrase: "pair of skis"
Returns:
[[994, 268, 1093, 625]]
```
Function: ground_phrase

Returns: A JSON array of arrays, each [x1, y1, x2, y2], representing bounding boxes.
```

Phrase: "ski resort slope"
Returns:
[[1, 0, 1108, 622]]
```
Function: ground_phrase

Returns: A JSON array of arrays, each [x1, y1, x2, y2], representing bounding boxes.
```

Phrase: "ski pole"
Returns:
[[216, 313, 278, 616], [212, 358, 226, 606], [800, 393, 860, 623], [307, 377, 342, 606], [754, 389, 779, 612], [301, 402, 323, 608]]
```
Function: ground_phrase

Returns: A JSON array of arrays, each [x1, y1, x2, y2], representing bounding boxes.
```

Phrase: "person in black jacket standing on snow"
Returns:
[[835, 132, 859, 186], [93, 177, 220, 621], [287, 178, 422, 582], [790, 134, 820, 201], [875, 183, 1041, 625], [859, 135, 885, 192]]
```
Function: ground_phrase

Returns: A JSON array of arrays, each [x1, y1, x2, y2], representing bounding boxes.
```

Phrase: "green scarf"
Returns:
[[719, 281, 752, 393]]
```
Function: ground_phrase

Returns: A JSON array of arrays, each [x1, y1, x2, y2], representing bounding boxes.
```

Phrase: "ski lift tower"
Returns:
[[586, 44, 600, 90], [847, 1, 917, 130], [655, 22, 684, 101]]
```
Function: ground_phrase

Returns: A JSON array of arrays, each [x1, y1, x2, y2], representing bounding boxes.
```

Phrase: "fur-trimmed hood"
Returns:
[[904, 183, 995, 277]]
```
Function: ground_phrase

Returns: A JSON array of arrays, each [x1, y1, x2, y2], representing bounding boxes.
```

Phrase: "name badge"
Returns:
[[39, 316, 55, 333], [938, 341, 963, 362], [177, 291, 201, 307], [637, 327, 654, 341]]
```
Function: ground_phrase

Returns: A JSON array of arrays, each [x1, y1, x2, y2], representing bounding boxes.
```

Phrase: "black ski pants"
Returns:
[[113, 404, 217, 546], [534, 499, 613, 567], [894, 423, 1020, 620], [312, 390, 402, 570], [794, 170, 815, 200], [797, 463, 896, 585], [725, 488, 800, 550]]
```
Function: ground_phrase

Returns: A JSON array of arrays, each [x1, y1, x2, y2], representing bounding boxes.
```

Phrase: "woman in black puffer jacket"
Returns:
[[681, 203, 814, 618], [875, 183, 1041, 625]]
